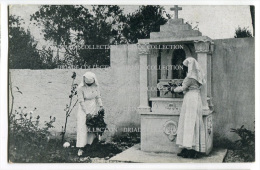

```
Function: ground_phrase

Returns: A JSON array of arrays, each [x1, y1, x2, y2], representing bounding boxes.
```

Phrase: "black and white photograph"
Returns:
[[5, 3, 256, 164]]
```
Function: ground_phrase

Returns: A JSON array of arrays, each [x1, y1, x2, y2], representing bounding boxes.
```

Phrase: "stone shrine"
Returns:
[[137, 7, 214, 155]]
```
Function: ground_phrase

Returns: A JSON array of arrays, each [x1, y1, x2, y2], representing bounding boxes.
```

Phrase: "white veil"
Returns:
[[78, 71, 99, 88], [183, 57, 206, 85]]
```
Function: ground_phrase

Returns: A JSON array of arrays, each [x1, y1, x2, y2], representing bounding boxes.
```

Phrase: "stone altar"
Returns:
[[137, 9, 214, 155]]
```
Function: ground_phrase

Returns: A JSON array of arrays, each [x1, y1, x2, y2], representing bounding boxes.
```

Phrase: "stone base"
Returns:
[[141, 114, 181, 153], [110, 144, 227, 163], [141, 99, 213, 154]]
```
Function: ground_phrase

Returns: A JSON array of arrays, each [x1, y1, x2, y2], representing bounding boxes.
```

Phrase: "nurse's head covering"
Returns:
[[79, 71, 99, 87], [183, 57, 206, 85]]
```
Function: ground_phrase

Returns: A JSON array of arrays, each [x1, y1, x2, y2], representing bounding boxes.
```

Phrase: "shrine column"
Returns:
[[137, 43, 151, 113], [194, 40, 213, 111]]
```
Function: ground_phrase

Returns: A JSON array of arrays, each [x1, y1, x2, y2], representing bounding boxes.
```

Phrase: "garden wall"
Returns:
[[212, 37, 255, 140], [10, 44, 140, 140]]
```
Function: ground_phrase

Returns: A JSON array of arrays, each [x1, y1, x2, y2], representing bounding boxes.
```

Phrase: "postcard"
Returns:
[[6, 4, 255, 164]]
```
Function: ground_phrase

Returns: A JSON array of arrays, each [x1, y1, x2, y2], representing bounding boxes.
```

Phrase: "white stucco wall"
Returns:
[[9, 44, 141, 140]]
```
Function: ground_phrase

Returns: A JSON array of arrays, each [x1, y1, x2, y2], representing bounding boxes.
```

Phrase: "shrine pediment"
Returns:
[[138, 19, 213, 44]]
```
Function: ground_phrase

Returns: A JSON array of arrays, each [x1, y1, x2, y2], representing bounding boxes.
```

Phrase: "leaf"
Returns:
[[71, 72, 76, 79]]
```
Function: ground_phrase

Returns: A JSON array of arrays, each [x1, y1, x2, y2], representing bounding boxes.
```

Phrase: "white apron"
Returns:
[[176, 89, 206, 152], [76, 85, 101, 147]]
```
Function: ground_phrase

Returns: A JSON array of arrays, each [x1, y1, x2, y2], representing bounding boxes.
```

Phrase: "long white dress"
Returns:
[[174, 77, 206, 152], [76, 85, 102, 147]]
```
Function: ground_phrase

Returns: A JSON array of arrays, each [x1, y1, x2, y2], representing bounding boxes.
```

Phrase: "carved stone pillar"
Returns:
[[149, 48, 158, 98], [194, 40, 213, 111], [137, 43, 151, 113]]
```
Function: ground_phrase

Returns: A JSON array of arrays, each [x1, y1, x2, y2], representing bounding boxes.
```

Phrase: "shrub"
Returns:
[[86, 109, 107, 136], [230, 125, 255, 162], [9, 107, 55, 162], [234, 27, 253, 38]]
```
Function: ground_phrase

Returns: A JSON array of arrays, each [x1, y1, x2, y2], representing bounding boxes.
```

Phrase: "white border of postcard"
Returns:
[[0, 0, 259, 170]]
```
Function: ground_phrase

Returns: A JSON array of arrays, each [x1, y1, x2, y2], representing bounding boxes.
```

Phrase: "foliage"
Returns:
[[61, 72, 78, 143], [30, 5, 169, 67], [157, 80, 183, 96], [230, 125, 255, 162], [9, 107, 56, 162], [38, 46, 61, 69], [162, 81, 178, 95], [82, 139, 122, 159], [30, 5, 125, 67], [122, 5, 168, 43], [8, 15, 57, 69], [86, 109, 107, 136], [234, 26, 253, 38], [9, 15, 41, 69]]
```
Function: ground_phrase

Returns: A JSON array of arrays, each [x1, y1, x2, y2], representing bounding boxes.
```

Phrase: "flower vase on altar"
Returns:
[[157, 79, 184, 98]]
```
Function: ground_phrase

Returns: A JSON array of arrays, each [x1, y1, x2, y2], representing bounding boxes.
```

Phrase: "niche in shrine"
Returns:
[[156, 44, 195, 98]]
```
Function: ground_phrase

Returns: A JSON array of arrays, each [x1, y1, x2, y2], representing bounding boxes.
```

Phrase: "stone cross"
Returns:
[[170, 5, 182, 19]]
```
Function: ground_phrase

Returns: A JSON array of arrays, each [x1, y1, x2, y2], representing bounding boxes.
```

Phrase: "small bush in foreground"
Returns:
[[9, 107, 55, 162]]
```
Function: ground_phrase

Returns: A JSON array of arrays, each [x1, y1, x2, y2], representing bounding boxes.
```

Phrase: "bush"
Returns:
[[214, 125, 255, 162], [234, 27, 253, 38], [9, 107, 55, 162], [230, 125, 255, 162], [9, 15, 58, 69]]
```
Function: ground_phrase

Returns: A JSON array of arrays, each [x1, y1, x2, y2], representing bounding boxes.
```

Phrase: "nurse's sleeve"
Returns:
[[77, 87, 85, 103], [96, 88, 103, 106], [173, 78, 193, 93]]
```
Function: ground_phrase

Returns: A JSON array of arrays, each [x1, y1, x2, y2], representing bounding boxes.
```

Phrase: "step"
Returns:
[[109, 144, 227, 163], [167, 19, 184, 25], [160, 24, 192, 32]]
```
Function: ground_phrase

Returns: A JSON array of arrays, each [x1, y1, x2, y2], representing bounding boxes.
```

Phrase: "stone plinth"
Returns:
[[141, 97, 213, 155], [141, 113, 181, 153]]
